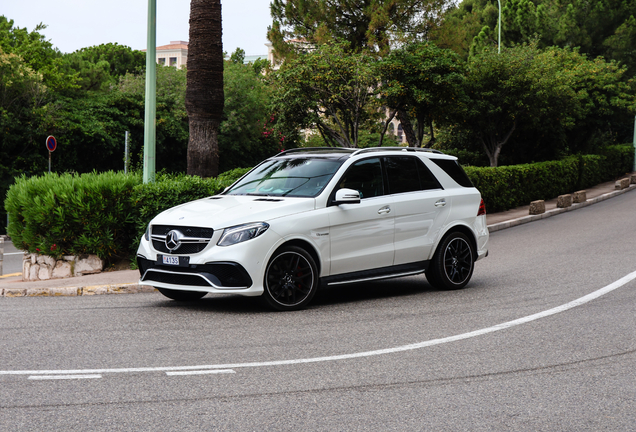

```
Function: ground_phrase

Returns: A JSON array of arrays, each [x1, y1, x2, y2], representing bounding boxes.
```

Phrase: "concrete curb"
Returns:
[[1, 283, 156, 298], [487, 183, 636, 233]]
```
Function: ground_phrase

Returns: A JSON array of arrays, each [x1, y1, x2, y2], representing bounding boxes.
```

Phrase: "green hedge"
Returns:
[[4, 144, 633, 261], [5, 171, 141, 261], [5, 168, 250, 263], [465, 145, 634, 212]]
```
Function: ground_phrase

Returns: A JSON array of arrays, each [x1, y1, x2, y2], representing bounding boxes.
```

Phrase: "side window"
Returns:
[[430, 158, 474, 187], [417, 159, 443, 190], [385, 157, 420, 194], [339, 158, 384, 199], [385, 156, 442, 194]]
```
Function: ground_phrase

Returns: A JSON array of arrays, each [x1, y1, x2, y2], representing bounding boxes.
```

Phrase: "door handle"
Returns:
[[435, 199, 446, 207], [378, 206, 391, 215]]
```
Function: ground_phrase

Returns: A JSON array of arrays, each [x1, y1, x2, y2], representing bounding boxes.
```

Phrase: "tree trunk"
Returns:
[[186, 0, 224, 178], [396, 109, 420, 147], [482, 121, 517, 167]]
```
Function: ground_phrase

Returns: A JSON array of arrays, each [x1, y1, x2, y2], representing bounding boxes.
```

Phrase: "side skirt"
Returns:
[[321, 261, 429, 287]]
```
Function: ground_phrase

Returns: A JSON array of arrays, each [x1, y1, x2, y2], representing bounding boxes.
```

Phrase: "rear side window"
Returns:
[[385, 156, 442, 194], [430, 159, 474, 188]]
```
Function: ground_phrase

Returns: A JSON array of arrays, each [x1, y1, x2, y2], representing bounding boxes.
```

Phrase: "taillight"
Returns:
[[477, 199, 486, 216]]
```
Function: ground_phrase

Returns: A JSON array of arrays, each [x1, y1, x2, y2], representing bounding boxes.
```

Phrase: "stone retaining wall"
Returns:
[[23, 254, 104, 281]]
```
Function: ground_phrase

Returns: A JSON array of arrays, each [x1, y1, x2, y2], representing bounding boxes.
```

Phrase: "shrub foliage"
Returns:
[[5, 168, 249, 263], [465, 145, 634, 212], [4, 145, 632, 261]]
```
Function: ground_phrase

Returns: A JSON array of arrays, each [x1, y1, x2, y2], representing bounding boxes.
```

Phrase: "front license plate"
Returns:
[[163, 255, 179, 265], [159, 255, 189, 267]]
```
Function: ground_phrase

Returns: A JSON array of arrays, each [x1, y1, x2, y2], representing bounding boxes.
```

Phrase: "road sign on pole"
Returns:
[[46, 135, 57, 173]]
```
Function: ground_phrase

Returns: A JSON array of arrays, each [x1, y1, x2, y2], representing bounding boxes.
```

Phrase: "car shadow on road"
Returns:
[[149, 274, 465, 313]]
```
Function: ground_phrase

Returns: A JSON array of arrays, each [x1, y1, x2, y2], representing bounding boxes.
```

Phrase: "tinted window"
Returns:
[[417, 159, 443, 190], [227, 158, 343, 197], [386, 157, 419, 194], [385, 157, 442, 194], [430, 159, 474, 187], [339, 158, 384, 199]]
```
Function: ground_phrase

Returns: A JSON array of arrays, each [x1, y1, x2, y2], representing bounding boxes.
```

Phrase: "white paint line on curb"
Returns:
[[2, 269, 635, 377], [28, 374, 102, 380], [166, 369, 235, 376]]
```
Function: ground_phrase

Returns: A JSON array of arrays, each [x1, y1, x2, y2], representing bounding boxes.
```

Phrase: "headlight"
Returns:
[[144, 225, 150, 241], [217, 222, 269, 246]]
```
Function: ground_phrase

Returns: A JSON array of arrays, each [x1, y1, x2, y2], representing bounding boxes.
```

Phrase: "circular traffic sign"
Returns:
[[46, 135, 57, 152]]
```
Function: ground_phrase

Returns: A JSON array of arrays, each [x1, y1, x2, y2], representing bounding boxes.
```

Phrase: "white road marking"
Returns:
[[166, 369, 235, 376], [2, 269, 635, 377], [3, 252, 25, 256], [28, 374, 102, 380]]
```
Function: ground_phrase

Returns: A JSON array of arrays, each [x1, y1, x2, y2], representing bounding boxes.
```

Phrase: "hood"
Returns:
[[150, 195, 316, 229]]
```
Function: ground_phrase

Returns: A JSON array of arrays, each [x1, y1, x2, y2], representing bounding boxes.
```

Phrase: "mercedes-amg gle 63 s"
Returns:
[[137, 147, 489, 310]]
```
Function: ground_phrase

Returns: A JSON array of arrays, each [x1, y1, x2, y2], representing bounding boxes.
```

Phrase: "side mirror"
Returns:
[[334, 188, 361, 205]]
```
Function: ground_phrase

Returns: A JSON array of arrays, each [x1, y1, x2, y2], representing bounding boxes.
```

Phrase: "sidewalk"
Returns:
[[1, 177, 635, 298]]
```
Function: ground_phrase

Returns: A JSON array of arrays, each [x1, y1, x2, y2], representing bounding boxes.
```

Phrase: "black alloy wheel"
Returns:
[[426, 232, 475, 290], [157, 287, 207, 301], [263, 246, 318, 311]]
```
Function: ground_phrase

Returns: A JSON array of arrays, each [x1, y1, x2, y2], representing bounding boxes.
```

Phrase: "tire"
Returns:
[[157, 287, 207, 301], [262, 245, 319, 311], [426, 232, 475, 290]]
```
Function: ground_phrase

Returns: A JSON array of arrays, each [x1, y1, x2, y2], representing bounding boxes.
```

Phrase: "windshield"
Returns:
[[226, 158, 344, 197]]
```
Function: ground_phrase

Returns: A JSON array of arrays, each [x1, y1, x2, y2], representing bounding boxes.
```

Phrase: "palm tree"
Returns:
[[186, 0, 224, 177]]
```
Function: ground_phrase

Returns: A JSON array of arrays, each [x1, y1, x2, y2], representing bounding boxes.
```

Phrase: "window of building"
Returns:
[[158, 58, 166, 65], [170, 57, 177, 66]]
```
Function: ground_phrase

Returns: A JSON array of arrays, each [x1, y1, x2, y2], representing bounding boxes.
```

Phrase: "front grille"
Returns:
[[152, 241, 207, 255], [151, 225, 214, 255]]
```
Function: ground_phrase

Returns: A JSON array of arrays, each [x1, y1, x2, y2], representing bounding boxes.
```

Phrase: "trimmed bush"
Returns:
[[5, 168, 250, 263], [5, 171, 141, 261], [465, 145, 634, 212]]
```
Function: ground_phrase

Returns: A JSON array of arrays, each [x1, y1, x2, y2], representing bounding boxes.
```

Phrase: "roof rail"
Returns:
[[351, 147, 445, 156], [276, 147, 356, 156]]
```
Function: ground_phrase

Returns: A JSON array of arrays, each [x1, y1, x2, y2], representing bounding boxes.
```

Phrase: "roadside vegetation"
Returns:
[[2, 0, 636, 249]]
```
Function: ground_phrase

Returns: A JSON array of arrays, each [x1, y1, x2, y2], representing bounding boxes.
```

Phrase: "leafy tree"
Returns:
[[432, 0, 636, 75], [0, 47, 49, 232], [268, 0, 450, 57], [0, 16, 78, 93], [69, 43, 145, 78], [544, 47, 636, 152], [441, 43, 636, 167], [376, 42, 465, 147], [270, 42, 379, 148], [186, 0, 224, 177], [449, 43, 577, 167], [219, 57, 281, 172], [59, 43, 145, 93]]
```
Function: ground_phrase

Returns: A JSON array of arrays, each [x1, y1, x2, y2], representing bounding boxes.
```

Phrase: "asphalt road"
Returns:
[[1, 192, 635, 431]]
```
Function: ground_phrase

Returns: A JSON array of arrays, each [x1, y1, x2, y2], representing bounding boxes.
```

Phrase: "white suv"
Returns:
[[137, 147, 489, 310]]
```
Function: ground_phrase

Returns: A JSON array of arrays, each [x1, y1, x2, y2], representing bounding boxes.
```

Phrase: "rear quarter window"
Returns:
[[430, 159, 474, 188]]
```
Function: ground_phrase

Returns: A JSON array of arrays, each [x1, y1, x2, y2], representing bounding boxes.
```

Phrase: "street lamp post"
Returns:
[[498, 0, 502, 53], [143, 0, 157, 183]]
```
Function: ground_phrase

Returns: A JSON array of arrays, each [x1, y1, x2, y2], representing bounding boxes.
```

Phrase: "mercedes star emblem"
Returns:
[[165, 230, 184, 252]]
